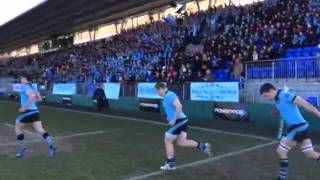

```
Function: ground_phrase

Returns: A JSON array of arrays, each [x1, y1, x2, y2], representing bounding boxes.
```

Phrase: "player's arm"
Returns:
[[294, 96, 320, 118], [36, 92, 42, 102], [170, 98, 183, 126]]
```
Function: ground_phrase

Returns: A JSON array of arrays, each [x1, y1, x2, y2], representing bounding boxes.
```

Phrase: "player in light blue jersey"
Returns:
[[155, 82, 211, 171], [15, 73, 56, 158], [260, 83, 320, 180]]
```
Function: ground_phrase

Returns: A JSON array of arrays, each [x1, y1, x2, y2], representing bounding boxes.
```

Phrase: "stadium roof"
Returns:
[[0, 0, 171, 53]]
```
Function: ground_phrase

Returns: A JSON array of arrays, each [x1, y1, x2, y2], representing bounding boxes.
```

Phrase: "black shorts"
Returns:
[[16, 110, 40, 123], [286, 123, 309, 143], [167, 118, 189, 135]]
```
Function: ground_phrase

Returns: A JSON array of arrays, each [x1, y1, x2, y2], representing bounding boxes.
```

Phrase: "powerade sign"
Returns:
[[12, 83, 38, 92], [213, 102, 250, 123], [191, 82, 239, 102], [137, 83, 163, 99], [52, 83, 76, 95], [139, 99, 161, 113]]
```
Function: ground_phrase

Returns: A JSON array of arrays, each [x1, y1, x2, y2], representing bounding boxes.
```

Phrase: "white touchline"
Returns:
[[0, 126, 111, 147], [124, 141, 278, 180], [4, 123, 41, 137]]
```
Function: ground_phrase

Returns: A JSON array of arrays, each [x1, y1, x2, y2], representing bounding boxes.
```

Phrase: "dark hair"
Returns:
[[20, 73, 33, 82], [155, 82, 166, 90], [260, 83, 276, 95]]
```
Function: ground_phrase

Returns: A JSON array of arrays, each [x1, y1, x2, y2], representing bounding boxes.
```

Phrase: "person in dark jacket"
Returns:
[[93, 84, 108, 112]]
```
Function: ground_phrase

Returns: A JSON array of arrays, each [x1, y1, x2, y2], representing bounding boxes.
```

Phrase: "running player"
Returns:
[[15, 73, 56, 158], [155, 82, 212, 171], [260, 83, 320, 180]]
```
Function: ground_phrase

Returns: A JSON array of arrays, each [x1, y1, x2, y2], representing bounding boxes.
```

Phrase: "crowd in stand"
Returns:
[[0, 0, 319, 84]]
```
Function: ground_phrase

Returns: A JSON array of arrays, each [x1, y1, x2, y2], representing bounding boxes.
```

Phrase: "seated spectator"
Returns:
[[2, 0, 320, 83], [145, 70, 156, 82], [203, 69, 215, 82]]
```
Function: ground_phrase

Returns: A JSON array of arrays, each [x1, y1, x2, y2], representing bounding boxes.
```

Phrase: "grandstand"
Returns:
[[0, 0, 320, 179]]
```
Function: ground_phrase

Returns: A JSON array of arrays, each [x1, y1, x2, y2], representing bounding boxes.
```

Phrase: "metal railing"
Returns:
[[245, 57, 320, 81]]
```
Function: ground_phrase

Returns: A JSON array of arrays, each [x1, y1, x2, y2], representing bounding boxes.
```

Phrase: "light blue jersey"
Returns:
[[20, 84, 38, 110], [163, 91, 186, 123], [275, 90, 306, 127]]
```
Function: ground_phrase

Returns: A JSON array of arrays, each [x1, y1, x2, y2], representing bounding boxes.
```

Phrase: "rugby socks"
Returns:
[[278, 158, 288, 180], [197, 142, 206, 151], [17, 133, 27, 149], [166, 157, 176, 167], [42, 132, 54, 147]]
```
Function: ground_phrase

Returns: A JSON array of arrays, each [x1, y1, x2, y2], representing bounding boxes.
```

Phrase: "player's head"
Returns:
[[260, 83, 277, 101], [98, 83, 104, 88], [155, 82, 167, 97], [20, 73, 33, 84]]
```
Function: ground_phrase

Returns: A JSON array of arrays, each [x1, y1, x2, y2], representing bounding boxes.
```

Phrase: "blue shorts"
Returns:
[[286, 123, 309, 143], [16, 110, 40, 123], [166, 118, 188, 135]]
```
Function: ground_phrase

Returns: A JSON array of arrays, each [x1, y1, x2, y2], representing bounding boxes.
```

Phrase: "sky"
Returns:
[[0, 0, 46, 26]]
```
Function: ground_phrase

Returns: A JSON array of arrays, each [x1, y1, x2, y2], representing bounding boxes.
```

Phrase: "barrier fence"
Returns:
[[0, 82, 242, 102], [245, 57, 320, 80]]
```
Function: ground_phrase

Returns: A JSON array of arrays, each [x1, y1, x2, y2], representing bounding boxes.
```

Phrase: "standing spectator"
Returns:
[[253, 49, 259, 61], [230, 58, 244, 78], [93, 84, 108, 112]]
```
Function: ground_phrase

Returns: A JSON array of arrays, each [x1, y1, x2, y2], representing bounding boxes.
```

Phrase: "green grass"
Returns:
[[0, 101, 319, 180]]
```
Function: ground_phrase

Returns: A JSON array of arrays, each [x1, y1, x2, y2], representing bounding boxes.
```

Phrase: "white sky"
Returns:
[[0, 0, 46, 26]]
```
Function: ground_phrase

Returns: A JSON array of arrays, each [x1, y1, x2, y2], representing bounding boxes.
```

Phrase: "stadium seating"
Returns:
[[284, 46, 319, 58], [1, 0, 320, 83]]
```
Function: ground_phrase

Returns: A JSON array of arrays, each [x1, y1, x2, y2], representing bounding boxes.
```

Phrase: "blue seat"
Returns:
[[261, 67, 272, 79], [224, 61, 233, 69], [302, 49, 311, 57], [275, 61, 295, 78], [305, 60, 317, 78], [297, 61, 306, 78], [221, 69, 229, 79], [310, 47, 318, 57], [304, 47, 312, 51], [306, 97, 318, 106], [287, 61, 295, 78], [272, 41, 281, 50], [252, 68, 260, 79], [293, 48, 303, 57], [286, 49, 294, 58], [215, 69, 229, 81], [275, 61, 287, 78], [214, 71, 219, 78], [227, 78, 240, 82], [246, 68, 253, 79]]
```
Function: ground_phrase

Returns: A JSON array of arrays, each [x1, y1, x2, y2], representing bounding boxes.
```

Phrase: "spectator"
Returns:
[[2, 0, 320, 83], [230, 58, 244, 78], [203, 69, 215, 82], [93, 84, 108, 112], [145, 70, 156, 82]]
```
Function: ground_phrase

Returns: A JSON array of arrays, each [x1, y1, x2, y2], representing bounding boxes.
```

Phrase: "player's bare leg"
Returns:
[[33, 121, 56, 158], [160, 133, 177, 171], [176, 132, 212, 156], [15, 121, 27, 158], [276, 138, 297, 180], [300, 139, 320, 160]]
